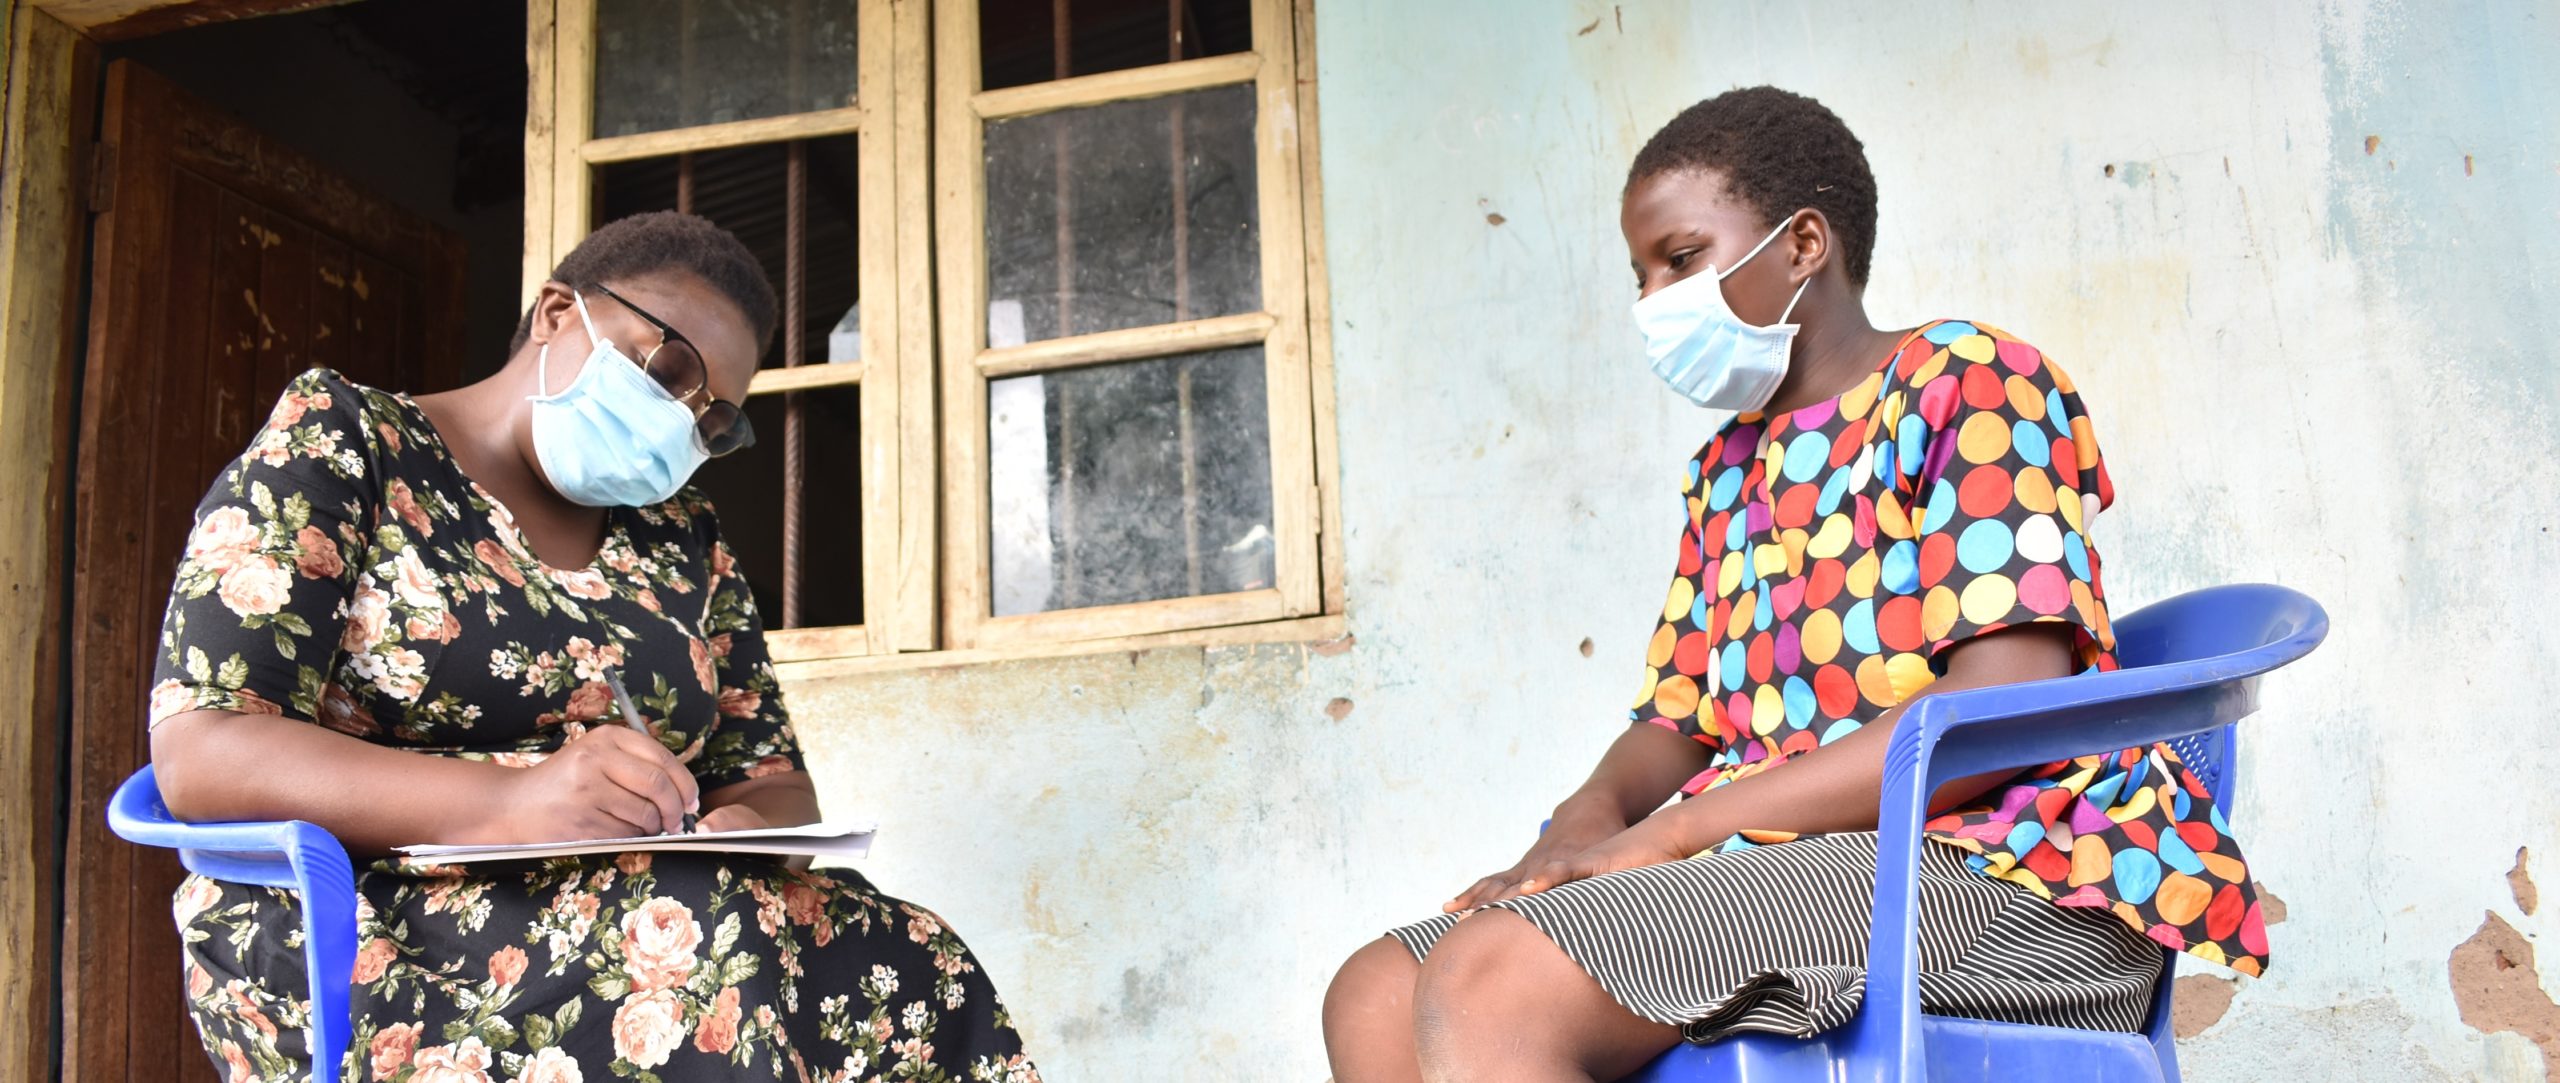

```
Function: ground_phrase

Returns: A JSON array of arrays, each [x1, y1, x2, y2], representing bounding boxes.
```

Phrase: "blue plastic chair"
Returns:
[[107, 764, 360, 1081], [1622, 582, 2328, 1083]]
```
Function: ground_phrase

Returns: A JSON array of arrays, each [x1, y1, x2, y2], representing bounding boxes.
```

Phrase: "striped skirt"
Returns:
[[1387, 832, 2163, 1041]]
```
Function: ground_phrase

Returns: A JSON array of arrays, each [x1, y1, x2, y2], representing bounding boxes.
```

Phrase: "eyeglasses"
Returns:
[[591, 282, 757, 457]]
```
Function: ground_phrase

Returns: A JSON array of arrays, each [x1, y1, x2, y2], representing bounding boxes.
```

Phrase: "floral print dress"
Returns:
[[152, 369, 1040, 1083]]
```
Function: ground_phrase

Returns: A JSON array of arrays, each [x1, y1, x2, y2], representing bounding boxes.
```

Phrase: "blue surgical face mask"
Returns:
[[527, 291, 709, 508], [1631, 218, 1810, 413]]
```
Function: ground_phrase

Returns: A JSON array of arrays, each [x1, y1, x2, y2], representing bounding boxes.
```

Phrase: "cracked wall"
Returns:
[[775, 2, 2560, 1077]]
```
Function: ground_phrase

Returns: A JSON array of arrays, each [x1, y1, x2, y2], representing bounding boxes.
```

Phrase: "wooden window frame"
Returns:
[[529, 0, 1344, 668], [932, 0, 1337, 652], [526, 0, 933, 661]]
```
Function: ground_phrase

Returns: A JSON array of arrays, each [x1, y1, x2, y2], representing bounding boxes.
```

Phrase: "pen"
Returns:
[[604, 671, 699, 834]]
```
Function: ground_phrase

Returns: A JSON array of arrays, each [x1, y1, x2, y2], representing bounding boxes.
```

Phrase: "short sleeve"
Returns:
[[688, 500, 807, 791], [148, 370, 376, 728], [1627, 454, 1729, 750], [1901, 327, 2116, 670]]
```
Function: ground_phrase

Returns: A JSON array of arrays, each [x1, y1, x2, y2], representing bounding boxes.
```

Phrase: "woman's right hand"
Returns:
[[483, 726, 700, 843], [1443, 798, 1628, 912]]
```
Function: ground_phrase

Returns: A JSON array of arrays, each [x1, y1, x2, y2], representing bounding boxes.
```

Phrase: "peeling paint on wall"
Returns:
[[2514, 849, 2538, 917], [2174, 974, 2241, 1039], [2448, 911, 2559, 1077]]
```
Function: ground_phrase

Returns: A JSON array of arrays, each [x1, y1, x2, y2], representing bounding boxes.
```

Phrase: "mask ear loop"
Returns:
[[1776, 276, 1812, 326], [571, 288, 602, 342], [1716, 216, 1798, 281], [1750, 211, 1813, 327], [536, 289, 607, 398]]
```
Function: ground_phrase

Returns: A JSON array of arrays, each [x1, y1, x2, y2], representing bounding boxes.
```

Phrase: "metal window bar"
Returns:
[[1170, 0, 1202, 597], [780, 0, 812, 628], [1051, 0, 1081, 607], [680, 0, 701, 129], [1040, 0, 1214, 608], [587, 1, 872, 637], [779, 142, 809, 628]]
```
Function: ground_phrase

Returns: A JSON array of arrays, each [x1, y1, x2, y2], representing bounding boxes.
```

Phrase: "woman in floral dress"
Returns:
[[149, 212, 1039, 1083]]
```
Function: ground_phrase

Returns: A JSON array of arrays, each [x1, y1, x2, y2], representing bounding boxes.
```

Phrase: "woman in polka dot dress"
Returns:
[[1322, 87, 2261, 1082]]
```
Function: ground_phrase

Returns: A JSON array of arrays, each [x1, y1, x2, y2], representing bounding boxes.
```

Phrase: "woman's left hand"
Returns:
[[1481, 817, 1697, 905], [690, 803, 771, 833]]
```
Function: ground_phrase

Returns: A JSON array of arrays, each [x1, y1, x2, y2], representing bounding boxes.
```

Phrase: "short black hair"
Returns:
[[1626, 87, 1879, 286], [510, 211, 779, 354]]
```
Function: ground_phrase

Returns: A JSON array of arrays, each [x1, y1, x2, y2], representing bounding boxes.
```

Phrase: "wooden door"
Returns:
[[61, 60, 465, 1083]]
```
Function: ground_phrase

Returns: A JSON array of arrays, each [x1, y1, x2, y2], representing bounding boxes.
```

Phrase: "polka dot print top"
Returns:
[[1632, 319, 2267, 975]]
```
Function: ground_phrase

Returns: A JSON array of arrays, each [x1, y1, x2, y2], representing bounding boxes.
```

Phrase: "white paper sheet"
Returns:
[[394, 820, 875, 864]]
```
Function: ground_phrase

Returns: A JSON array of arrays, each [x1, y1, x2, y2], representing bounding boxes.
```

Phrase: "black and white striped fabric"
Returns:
[[1388, 833, 2164, 1041]]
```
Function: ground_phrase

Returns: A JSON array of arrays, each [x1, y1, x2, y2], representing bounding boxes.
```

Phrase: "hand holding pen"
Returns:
[[606, 671, 700, 834], [479, 697, 696, 843]]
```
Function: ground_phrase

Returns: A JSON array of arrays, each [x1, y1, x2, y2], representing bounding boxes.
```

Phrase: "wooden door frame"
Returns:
[[1, 8, 99, 1083], [0, 5, 387, 1080], [34, 0, 347, 42]]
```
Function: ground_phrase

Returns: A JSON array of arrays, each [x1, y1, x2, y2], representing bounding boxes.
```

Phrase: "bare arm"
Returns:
[[1444, 719, 1713, 910], [1554, 722, 1716, 826], [1496, 623, 2082, 898], [154, 710, 509, 855], [689, 770, 824, 870], [1649, 623, 2077, 852], [699, 771, 820, 828], [152, 708, 699, 858]]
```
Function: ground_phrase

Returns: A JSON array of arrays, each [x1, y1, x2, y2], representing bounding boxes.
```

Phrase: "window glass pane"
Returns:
[[595, 137, 865, 629], [979, 0, 1252, 92], [595, 0, 860, 137], [593, 136, 861, 372], [691, 387, 865, 628], [989, 347, 1273, 615], [984, 84, 1258, 343]]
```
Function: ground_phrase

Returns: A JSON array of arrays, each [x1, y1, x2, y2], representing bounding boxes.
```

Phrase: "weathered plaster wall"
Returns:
[[783, 2, 2560, 1078]]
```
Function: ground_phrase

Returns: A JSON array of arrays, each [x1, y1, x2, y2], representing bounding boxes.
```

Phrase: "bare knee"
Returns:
[[1414, 911, 1678, 1081], [1413, 914, 1558, 1080], [1411, 910, 1552, 1026], [1324, 936, 1420, 1037], [1324, 937, 1425, 1081]]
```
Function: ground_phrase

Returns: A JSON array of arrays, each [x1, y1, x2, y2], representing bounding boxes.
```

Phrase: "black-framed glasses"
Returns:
[[592, 282, 757, 456]]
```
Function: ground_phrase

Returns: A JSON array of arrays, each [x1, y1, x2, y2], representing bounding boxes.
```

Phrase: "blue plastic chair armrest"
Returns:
[[107, 766, 360, 1082]]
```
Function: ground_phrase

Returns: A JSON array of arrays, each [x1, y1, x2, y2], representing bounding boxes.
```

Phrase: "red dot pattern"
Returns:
[[1626, 319, 2262, 976]]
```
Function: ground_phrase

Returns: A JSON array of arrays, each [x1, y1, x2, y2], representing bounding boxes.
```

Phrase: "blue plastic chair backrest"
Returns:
[[2163, 728, 2230, 812], [2104, 584, 2313, 822]]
